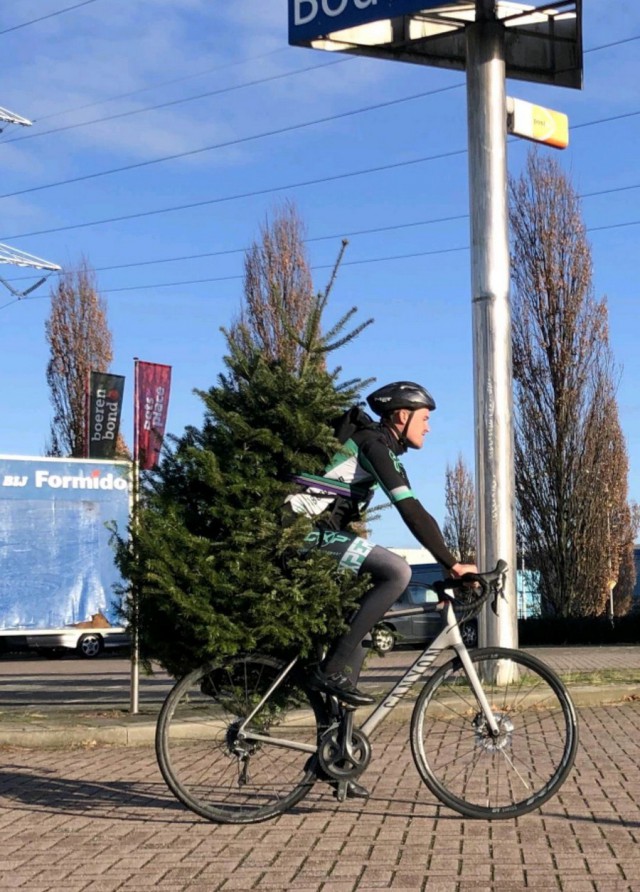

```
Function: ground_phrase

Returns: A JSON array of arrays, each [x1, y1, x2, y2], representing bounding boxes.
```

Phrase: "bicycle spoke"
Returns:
[[410, 648, 578, 819], [156, 657, 323, 823]]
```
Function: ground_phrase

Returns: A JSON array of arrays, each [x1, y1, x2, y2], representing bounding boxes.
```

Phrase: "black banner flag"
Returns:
[[87, 372, 125, 459]]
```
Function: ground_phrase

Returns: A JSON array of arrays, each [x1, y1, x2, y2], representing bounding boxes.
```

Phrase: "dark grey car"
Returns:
[[371, 563, 479, 653]]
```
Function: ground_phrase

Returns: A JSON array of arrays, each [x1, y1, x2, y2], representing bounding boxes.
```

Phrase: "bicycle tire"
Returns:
[[410, 647, 578, 819], [156, 655, 326, 824]]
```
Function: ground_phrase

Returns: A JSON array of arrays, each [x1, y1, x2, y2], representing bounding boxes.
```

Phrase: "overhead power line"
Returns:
[[0, 84, 463, 200], [15, 49, 290, 127], [8, 179, 640, 285], [1, 59, 351, 146], [3, 31, 637, 144], [84, 217, 640, 295], [0, 0, 100, 36], [0, 30, 637, 201], [5, 214, 640, 298], [5, 108, 640, 245], [0, 146, 469, 241], [2, 88, 639, 204]]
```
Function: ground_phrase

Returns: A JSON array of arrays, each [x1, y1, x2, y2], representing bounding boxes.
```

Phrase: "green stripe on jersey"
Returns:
[[324, 438, 358, 472], [389, 485, 414, 502]]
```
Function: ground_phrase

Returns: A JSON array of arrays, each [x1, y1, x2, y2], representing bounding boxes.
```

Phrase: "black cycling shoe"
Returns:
[[345, 780, 370, 799], [308, 667, 375, 707], [331, 779, 371, 801]]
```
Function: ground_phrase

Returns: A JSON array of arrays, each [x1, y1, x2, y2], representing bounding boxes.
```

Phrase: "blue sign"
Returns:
[[289, 0, 451, 45], [0, 457, 131, 628], [0, 457, 130, 502]]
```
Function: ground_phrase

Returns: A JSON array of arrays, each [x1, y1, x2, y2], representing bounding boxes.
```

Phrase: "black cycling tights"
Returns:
[[323, 545, 412, 683]]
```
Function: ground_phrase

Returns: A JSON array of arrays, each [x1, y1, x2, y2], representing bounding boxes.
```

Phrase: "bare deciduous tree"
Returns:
[[45, 260, 114, 458], [510, 152, 636, 616], [229, 200, 315, 373], [443, 455, 477, 563]]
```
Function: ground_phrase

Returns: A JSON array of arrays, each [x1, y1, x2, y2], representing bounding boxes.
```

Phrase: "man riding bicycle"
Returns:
[[284, 381, 477, 718]]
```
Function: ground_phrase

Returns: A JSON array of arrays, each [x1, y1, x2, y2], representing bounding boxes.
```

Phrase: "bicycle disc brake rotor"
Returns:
[[472, 712, 515, 752], [317, 727, 372, 779]]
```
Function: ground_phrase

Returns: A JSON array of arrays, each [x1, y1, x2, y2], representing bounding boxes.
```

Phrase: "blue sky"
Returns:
[[1, 1, 638, 549]]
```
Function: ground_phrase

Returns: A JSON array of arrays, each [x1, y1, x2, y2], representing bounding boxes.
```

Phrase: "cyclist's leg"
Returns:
[[304, 534, 411, 796], [322, 544, 411, 683]]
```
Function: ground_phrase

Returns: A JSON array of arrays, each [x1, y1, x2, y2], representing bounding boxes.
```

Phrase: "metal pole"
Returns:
[[466, 5, 517, 649], [129, 357, 140, 715]]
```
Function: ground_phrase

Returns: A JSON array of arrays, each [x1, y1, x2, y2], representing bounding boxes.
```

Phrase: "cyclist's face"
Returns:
[[401, 408, 431, 449]]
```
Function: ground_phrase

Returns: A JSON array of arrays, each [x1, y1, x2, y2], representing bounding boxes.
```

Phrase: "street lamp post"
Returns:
[[466, 9, 517, 649]]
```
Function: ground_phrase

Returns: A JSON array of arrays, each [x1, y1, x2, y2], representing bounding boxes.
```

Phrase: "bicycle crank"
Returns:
[[317, 726, 372, 780]]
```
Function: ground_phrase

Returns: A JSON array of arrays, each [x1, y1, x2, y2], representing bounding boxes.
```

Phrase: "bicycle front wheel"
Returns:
[[411, 647, 578, 819], [156, 655, 325, 824]]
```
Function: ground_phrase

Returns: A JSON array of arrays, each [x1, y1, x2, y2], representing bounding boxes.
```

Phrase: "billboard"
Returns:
[[289, 0, 445, 44], [0, 456, 131, 630]]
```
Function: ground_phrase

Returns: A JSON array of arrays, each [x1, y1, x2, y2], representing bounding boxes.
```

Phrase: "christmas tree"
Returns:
[[116, 221, 373, 677]]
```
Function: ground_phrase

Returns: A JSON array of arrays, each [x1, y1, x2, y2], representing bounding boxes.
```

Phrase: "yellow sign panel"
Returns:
[[507, 97, 569, 149]]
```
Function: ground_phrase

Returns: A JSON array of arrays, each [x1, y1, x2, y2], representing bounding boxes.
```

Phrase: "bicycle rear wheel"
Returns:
[[156, 655, 325, 824], [411, 647, 578, 819]]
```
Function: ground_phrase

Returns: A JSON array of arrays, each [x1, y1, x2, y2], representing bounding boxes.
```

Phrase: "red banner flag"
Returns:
[[135, 361, 172, 470]]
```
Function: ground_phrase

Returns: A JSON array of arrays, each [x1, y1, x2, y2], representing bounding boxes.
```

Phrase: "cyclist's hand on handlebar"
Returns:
[[435, 563, 479, 604], [449, 562, 479, 579]]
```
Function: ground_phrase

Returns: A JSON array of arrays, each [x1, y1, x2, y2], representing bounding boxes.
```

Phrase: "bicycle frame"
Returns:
[[360, 600, 500, 738], [236, 597, 500, 754]]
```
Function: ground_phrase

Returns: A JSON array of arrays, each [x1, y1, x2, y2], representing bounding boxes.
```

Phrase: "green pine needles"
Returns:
[[116, 286, 373, 678]]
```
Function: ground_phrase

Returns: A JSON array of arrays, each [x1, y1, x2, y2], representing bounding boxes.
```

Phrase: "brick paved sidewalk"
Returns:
[[1, 698, 640, 892]]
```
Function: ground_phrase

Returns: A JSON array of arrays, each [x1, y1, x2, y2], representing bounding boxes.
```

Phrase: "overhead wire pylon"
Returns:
[[0, 105, 62, 302], [0, 242, 62, 298]]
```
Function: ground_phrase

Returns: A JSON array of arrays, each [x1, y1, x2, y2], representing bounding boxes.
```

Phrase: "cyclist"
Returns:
[[285, 381, 477, 715]]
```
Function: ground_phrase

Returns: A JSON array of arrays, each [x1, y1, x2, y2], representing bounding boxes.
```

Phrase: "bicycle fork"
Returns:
[[455, 646, 502, 738]]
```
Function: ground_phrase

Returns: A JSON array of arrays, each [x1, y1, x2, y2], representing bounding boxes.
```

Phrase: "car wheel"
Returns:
[[371, 624, 396, 654], [77, 633, 103, 658], [460, 622, 478, 648]]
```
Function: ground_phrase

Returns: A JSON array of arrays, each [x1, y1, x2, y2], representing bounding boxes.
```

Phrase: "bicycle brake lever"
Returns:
[[491, 577, 508, 616]]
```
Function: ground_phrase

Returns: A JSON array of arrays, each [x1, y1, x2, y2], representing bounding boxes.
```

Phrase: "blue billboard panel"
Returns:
[[0, 457, 131, 629], [289, 0, 448, 44]]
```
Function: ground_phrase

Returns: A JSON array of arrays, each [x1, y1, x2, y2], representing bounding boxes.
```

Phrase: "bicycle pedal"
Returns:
[[333, 780, 349, 803]]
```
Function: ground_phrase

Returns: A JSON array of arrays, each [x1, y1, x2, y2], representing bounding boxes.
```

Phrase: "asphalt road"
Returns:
[[3, 644, 640, 712], [0, 654, 173, 710]]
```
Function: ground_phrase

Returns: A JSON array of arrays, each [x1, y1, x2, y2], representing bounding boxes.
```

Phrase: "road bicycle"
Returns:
[[156, 561, 579, 824]]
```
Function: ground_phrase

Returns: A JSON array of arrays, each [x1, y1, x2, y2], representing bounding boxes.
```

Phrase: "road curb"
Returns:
[[0, 717, 158, 748], [1, 682, 637, 748]]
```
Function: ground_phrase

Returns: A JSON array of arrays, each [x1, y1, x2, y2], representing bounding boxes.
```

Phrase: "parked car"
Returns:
[[371, 562, 479, 653], [0, 619, 130, 659]]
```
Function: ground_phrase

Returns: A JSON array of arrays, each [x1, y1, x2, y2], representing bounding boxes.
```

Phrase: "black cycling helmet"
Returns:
[[366, 381, 436, 417]]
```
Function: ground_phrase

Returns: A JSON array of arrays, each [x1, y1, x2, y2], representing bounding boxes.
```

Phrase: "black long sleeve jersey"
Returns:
[[286, 423, 457, 569]]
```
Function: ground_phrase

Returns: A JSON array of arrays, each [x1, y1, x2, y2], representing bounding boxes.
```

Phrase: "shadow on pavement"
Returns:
[[0, 767, 191, 822]]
